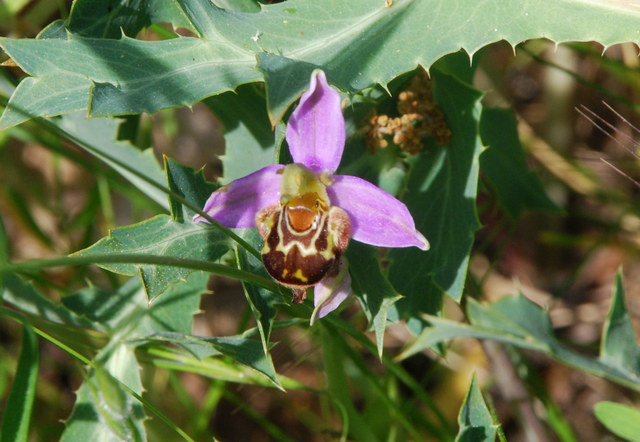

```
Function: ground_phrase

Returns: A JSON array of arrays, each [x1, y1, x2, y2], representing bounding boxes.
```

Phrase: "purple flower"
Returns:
[[195, 70, 428, 323]]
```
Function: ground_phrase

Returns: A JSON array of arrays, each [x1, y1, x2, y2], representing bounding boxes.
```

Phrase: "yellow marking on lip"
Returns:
[[292, 269, 308, 282]]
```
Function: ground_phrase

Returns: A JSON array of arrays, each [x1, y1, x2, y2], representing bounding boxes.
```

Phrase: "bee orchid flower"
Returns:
[[194, 70, 428, 323]]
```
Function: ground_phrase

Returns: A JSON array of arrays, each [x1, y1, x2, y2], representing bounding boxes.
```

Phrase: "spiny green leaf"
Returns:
[[5, 0, 640, 127], [143, 332, 282, 389], [66, 0, 193, 38], [186, 0, 640, 123], [456, 374, 499, 442], [347, 241, 401, 358], [401, 292, 640, 392], [73, 215, 229, 299], [58, 112, 168, 210], [599, 269, 640, 378], [61, 343, 146, 442], [3, 274, 102, 331], [62, 280, 146, 332], [204, 84, 278, 183], [388, 66, 483, 318], [61, 273, 208, 440], [0, 322, 39, 442], [165, 157, 218, 222], [0, 34, 259, 129], [64, 271, 207, 338], [140, 271, 207, 336], [594, 401, 640, 441], [480, 107, 558, 219]]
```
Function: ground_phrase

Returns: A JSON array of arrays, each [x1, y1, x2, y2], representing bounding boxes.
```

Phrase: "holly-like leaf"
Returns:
[[61, 344, 146, 442], [401, 290, 640, 392], [61, 273, 209, 440], [480, 107, 558, 219], [347, 242, 401, 358], [4, 0, 640, 127], [72, 215, 230, 299], [143, 332, 282, 389], [165, 157, 218, 222], [3, 274, 102, 331], [388, 66, 483, 319], [599, 269, 640, 379], [65, 0, 194, 38], [0, 33, 259, 129], [211, 0, 640, 123], [63, 271, 207, 337], [204, 84, 278, 183], [58, 112, 169, 209], [456, 374, 500, 442]]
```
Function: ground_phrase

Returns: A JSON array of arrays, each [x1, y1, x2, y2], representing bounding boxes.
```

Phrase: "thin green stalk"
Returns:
[[97, 175, 116, 231], [139, 346, 309, 391], [0, 253, 281, 292], [194, 380, 225, 438], [327, 317, 455, 438], [222, 389, 297, 442], [323, 322, 433, 441]]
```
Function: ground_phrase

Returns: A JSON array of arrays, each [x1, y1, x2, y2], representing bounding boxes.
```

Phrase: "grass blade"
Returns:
[[0, 321, 39, 442]]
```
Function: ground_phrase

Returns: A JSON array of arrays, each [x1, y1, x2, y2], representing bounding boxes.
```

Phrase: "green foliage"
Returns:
[[0, 321, 38, 442], [479, 107, 558, 219], [62, 346, 147, 442], [235, 229, 280, 355], [57, 112, 169, 209], [401, 274, 640, 391], [143, 332, 281, 389], [73, 215, 230, 299], [2, 0, 640, 439], [4, 0, 640, 128], [599, 270, 640, 376], [204, 84, 279, 184], [456, 374, 500, 442], [593, 401, 640, 441], [66, 0, 193, 38], [347, 241, 401, 357], [388, 67, 483, 317], [165, 157, 218, 221]]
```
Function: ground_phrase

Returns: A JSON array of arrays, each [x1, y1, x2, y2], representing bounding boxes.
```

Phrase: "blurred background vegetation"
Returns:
[[2, 1, 640, 440]]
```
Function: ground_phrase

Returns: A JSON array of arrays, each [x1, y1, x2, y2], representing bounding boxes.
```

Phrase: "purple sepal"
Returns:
[[327, 175, 429, 250], [286, 70, 345, 174], [193, 164, 284, 228]]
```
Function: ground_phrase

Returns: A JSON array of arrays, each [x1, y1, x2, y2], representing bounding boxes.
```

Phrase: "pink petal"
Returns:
[[327, 175, 429, 250], [311, 258, 351, 324], [193, 164, 284, 228], [286, 70, 345, 174]]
